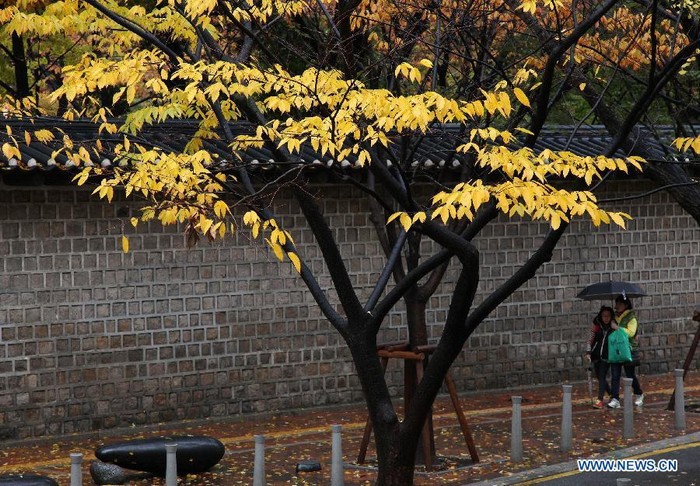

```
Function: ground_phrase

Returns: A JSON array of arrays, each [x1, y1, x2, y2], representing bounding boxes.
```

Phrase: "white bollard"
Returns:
[[675, 369, 686, 430], [165, 443, 177, 486], [253, 435, 266, 486], [561, 385, 573, 451], [622, 377, 634, 439], [511, 396, 523, 462], [70, 453, 82, 486], [331, 424, 344, 486]]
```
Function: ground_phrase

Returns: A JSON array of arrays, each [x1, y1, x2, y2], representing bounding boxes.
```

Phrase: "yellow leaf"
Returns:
[[513, 88, 530, 108], [126, 85, 136, 104], [214, 200, 229, 219], [24, 131, 31, 145], [693, 137, 700, 155], [550, 212, 561, 230], [72, 168, 91, 186], [130, 217, 139, 228], [625, 156, 645, 171], [399, 213, 412, 231], [268, 239, 284, 261], [287, 251, 302, 273], [113, 87, 125, 105], [615, 158, 628, 173], [122, 236, 130, 253], [199, 215, 213, 234], [578, 83, 586, 91], [387, 212, 404, 224], [34, 129, 54, 143], [412, 212, 426, 224], [243, 210, 259, 226], [2, 142, 20, 160], [609, 212, 628, 228]]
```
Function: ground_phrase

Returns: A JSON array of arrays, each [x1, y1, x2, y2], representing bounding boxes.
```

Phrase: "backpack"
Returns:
[[607, 328, 632, 363]]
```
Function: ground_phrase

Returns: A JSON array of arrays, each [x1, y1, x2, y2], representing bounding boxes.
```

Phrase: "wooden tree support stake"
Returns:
[[667, 317, 700, 410], [356, 347, 479, 470]]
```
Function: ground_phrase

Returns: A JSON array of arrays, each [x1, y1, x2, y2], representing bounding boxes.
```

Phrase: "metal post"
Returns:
[[165, 443, 177, 486], [253, 435, 265, 486], [331, 424, 344, 486], [675, 369, 686, 430], [622, 377, 634, 439], [70, 453, 82, 486], [561, 385, 573, 451], [511, 396, 523, 462]]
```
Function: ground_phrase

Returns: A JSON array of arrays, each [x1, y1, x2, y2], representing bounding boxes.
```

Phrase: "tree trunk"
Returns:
[[346, 322, 426, 485], [375, 427, 419, 486], [403, 297, 436, 465], [376, 457, 416, 486], [11, 33, 30, 100], [406, 296, 428, 347]]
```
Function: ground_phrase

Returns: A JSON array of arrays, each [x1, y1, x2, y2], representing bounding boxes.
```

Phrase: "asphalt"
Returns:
[[0, 371, 699, 485], [467, 431, 700, 485]]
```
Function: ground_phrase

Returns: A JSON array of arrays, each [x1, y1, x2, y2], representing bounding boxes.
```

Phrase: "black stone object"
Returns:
[[295, 460, 322, 473], [0, 475, 59, 486], [95, 436, 225, 476], [90, 460, 154, 485]]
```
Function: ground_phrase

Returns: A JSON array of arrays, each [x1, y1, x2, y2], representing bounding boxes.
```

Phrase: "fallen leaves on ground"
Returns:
[[1, 375, 699, 485]]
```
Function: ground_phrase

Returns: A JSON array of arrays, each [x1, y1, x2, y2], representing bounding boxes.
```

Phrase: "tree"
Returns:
[[505, 0, 700, 224], [3, 1, 698, 484]]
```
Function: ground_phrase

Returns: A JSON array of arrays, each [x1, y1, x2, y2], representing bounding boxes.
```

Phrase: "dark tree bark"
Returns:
[[11, 33, 30, 100]]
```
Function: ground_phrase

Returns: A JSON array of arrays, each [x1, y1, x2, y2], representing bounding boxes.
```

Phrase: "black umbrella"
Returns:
[[576, 280, 646, 301]]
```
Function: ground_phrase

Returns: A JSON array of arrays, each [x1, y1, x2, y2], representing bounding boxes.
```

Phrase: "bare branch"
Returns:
[[81, 0, 180, 63]]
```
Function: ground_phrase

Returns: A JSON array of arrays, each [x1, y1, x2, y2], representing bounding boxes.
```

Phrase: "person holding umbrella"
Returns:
[[607, 294, 644, 409], [577, 282, 646, 408]]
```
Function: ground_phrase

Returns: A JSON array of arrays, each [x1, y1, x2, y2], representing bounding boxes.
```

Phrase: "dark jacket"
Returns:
[[588, 316, 613, 362]]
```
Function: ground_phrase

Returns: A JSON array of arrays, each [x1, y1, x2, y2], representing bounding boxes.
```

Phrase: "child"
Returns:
[[588, 306, 614, 408]]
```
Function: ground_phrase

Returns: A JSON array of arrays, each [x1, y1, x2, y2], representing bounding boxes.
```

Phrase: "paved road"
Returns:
[[523, 441, 700, 485]]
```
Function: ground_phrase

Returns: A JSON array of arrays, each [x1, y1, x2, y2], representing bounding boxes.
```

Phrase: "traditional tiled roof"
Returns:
[[0, 117, 691, 184]]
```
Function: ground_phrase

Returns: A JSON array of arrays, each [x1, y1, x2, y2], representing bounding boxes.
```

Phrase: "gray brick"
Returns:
[[1, 183, 699, 440]]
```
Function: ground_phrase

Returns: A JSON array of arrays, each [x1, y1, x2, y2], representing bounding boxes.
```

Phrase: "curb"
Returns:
[[464, 430, 700, 485]]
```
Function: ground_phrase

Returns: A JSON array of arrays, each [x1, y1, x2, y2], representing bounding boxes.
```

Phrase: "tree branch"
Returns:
[[364, 229, 408, 312], [217, 0, 280, 64], [467, 224, 567, 333], [295, 188, 365, 326], [608, 37, 700, 155], [81, 0, 180, 63], [514, 0, 619, 145], [208, 102, 346, 328], [371, 203, 498, 328]]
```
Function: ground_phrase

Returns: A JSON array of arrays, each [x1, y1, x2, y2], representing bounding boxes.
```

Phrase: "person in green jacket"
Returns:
[[607, 294, 644, 408]]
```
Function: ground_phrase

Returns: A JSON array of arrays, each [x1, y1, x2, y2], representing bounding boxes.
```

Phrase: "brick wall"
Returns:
[[0, 180, 698, 440]]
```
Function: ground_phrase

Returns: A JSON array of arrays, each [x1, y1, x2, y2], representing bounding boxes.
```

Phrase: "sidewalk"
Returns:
[[1, 371, 699, 485]]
